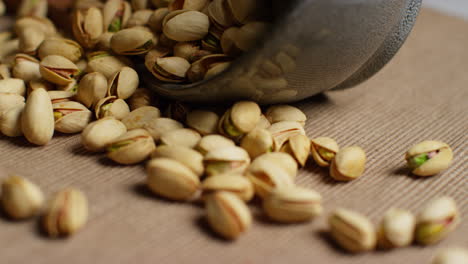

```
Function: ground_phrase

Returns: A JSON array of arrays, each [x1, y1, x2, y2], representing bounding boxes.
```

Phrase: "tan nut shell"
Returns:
[[195, 134, 235, 155], [1, 175, 44, 220], [144, 117, 183, 140], [405, 140, 453, 177], [12, 54, 41, 82], [122, 106, 161, 130], [204, 146, 251, 176], [38, 38, 83, 62], [160, 128, 201, 148], [230, 101, 261, 133], [432, 247, 468, 264], [95, 96, 130, 120], [53, 101, 92, 134], [110, 27, 157, 55], [107, 129, 156, 164], [103, 0, 132, 32], [0, 78, 26, 96], [265, 105, 307, 126], [202, 174, 254, 202], [268, 121, 306, 151], [186, 110, 220, 135], [310, 137, 339, 167], [330, 146, 366, 181], [240, 128, 273, 159], [126, 9, 154, 28], [128, 88, 154, 110], [21, 88, 54, 145], [0, 93, 25, 113], [39, 55, 79, 86], [253, 152, 298, 180], [72, 7, 104, 49], [246, 158, 294, 199], [81, 117, 127, 152], [151, 145, 204, 176], [163, 10, 210, 41], [377, 208, 416, 249], [87, 51, 131, 79], [107, 66, 139, 100], [48, 90, 76, 104], [148, 8, 170, 33], [280, 134, 310, 167], [76, 72, 108, 108], [1, 103, 25, 137]]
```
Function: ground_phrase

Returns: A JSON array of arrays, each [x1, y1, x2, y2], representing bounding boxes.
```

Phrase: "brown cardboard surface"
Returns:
[[0, 8, 467, 264]]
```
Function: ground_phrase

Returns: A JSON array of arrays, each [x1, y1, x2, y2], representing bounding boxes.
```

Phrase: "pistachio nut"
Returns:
[[17, 0, 48, 18], [143, 117, 183, 140], [152, 0, 171, 8], [18, 27, 45, 55], [39, 55, 79, 86], [226, 0, 264, 24], [147, 56, 190, 83], [14, 16, 57, 38], [12, 54, 41, 82], [220, 26, 242, 56], [253, 152, 298, 180], [103, 0, 132, 32], [1, 175, 44, 220], [128, 88, 155, 110], [187, 54, 231, 83], [160, 33, 181, 48], [174, 42, 212, 63], [165, 101, 191, 122], [205, 191, 252, 240], [432, 247, 468, 264], [163, 10, 210, 41], [160, 128, 201, 148], [405, 140, 453, 177], [87, 51, 131, 79], [0, 39, 19, 64], [95, 96, 130, 120], [280, 134, 310, 167], [126, 9, 153, 28], [72, 7, 104, 49], [195, 134, 235, 155], [38, 38, 83, 63], [207, 0, 235, 29], [329, 208, 377, 253], [111, 27, 157, 55], [107, 66, 139, 100], [267, 121, 306, 151], [415, 196, 460, 245], [122, 106, 162, 130], [75, 59, 88, 78], [265, 105, 307, 126], [204, 146, 251, 177], [204, 62, 230, 80], [146, 158, 200, 201], [148, 8, 170, 33], [202, 174, 254, 202], [57, 79, 79, 93], [107, 129, 156, 165], [0, 0, 5, 16], [0, 78, 26, 96], [255, 114, 271, 129], [21, 88, 54, 145], [240, 128, 274, 159], [263, 186, 322, 223], [76, 72, 108, 108], [202, 29, 222, 53], [131, 0, 150, 10], [27, 79, 54, 95], [0, 64, 11, 80], [377, 208, 416, 249], [151, 145, 204, 176], [48, 90, 76, 104], [235, 22, 269, 52], [274, 52, 296, 74], [43, 188, 88, 237], [1, 103, 25, 137], [81, 117, 127, 152], [169, 0, 210, 11], [186, 110, 220, 135], [218, 101, 261, 140], [0, 93, 25, 113], [246, 158, 294, 198], [310, 137, 339, 167], [330, 146, 367, 181], [97, 32, 114, 51], [53, 101, 92, 134]]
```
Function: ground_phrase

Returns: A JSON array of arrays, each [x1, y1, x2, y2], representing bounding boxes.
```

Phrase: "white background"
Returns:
[[424, 0, 468, 19]]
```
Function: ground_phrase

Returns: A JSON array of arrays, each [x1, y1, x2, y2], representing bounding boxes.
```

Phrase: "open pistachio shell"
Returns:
[[1, 103, 25, 137], [21, 88, 54, 145], [186, 110, 220, 135], [48, 90, 76, 104], [40, 55, 79, 86], [187, 54, 231, 83], [122, 106, 161, 130], [103, 0, 132, 32], [72, 7, 104, 49], [240, 128, 274, 159], [107, 129, 156, 165], [280, 134, 310, 167], [38, 38, 83, 63], [107, 66, 139, 100], [12, 54, 41, 82], [253, 152, 298, 180], [207, 0, 235, 29], [0, 93, 25, 113], [204, 62, 230, 80], [201, 173, 254, 202], [265, 105, 307, 126], [151, 145, 204, 176], [195, 134, 235, 155], [204, 146, 250, 176], [95, 96, 130, 120], [246, 158, 294, 199], [310, 137, 339, 167], [126, 9, 154, 28], [163, 10, 210, 42], [174, 42, 212, 63], [160, 128, 201, 148], [330, 146, 367, 181], [87, 51, 131, 79], [0, 78, 26, 96], [76, 72, 108, 108], [405, 140, 453, 177], [81, 117, 127, 152], [143, 117, 183, 140], [111, 27, 157, 55], [267, 121, 306, 151], [53, 101, 92, 134], [148, 56, 191, 83], [18, 27, 45, 55], [219, 101, 261, 139], [148, 8, 170, 33]]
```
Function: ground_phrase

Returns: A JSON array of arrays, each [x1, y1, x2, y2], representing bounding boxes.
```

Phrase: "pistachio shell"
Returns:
[[27, 79, 54, 95], [103, 0, 132, 32], [40, 55, 79, 86], [131, 0, 150, 10], [12, 54, 41, 82], [310, 137, 339, 167], [21, 88, 54, 145], [128, 88, 155, 110], [163, 10, 210, 41], [204, 146, 250, 176], [95, 96, 130, 120], [165, 101, 191, 122], [149, 56, 190, 83], [405, 140, 453, 176], [0, 78, 26, 96], [255, 114, 271, 129], [126, 9, 153, 28], [151, 145, 204, 176], [432, 247, 468, 264], [38, 38, 83, 62], [207, 0, 235, 29], [265, 105, 307, 126], [107, 66, 139, 100], [377, 208, 416, 249], [17, 0, 48, 18], [107, 129, 156, 164], [160, 128, 201, 148], [18, 27, 45, 55], [53, 101, 92, 134], [236, 22, 268, 51], [280, 134, 310, 167], [219, 101, 261, 139], [14, 16, 57, 38], [1, 175, 44, 220], [267, 121, 306, 151], [97, 32, 114, 50], [76, 72, 108, 108], [0, 93, 25, 113], [1, 103, 25, 137], [253, 152, 298, 180], [330, 146, 367, 181], [202, 174, 254, 202], [148, 8, 170, 33], [221, 26, 242, 56], [246, 158, 294, 198], [204, 62, 230, 80], [48, 90, 76, 104], [0, 64, 11, 80], [81, 117, 127, 152], [174, 42, 212, 62], [111, 27, 157, 55], [187, 54, 231, 82], [143, 117, 183, 140], [186, 110, 220, 135], [87, 51, 131, 79], [195, 134, 235, 155], [170, 0, 210, 11], [122, 106, 162, 130], [240, 128, 274, 159]]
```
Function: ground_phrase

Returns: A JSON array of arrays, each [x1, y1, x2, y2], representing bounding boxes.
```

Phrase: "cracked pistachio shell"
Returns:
[[202, 174, 254, 202], [0, 78, 26, 96], [160, 128, 201, 148], [12, 54, 41, 82], [170, 0, 210, 11], [201, 29, 222, 52], [246, 158, 294, 199], [310, 137, 339, 167], [147, 158, 200, 201], [267, 121, 306, 151], [17, 28, 44, 56], [97, 32, 114, 51], [255, 114, 271, 129], [280, 134, 310, 167], [265, 105, 306, 126], [432, 247, 468, 264], [0, 93, 25, 112], [187, 54, 231, 83], [263, 186, 322, 223], [38, 38, 83, 63], [253, 152, 298, 180], [151, 145, 204, 176], [48, 90, 76, 104], [14, 16, 56, 38], [163, 10, 210, 42], [18, 0, 48, 18], [240, 128, 274, 159], [377, 208, 416, 249], [72, 7, 104, 49], [174, 42, 212, 63], [0, 64, 11, 79], [148, 56, 190, 83], [207, 0, 235, 29], [204, 61, 230, 80], [95, 96, 130, 120], [1, 175, 44, 220], [131, 0, 150, 10], [21, 88, 54, 145], [205, 191, 252, 240], [219, 101, 261, 139], [81, 117, 127, 152], [165, 101, 191, 122], [111, 27, 157, 55], [39, 55, 79, 86], [204, 146, 251, 176], [126, 9, 153, 28], [128, 88, 154, 110], [415, 197, 460, 245], [330, 146, 367, 181], [405, 140, 453, 177], [143, 117, 183, 140], [186, 110, 220, 135], [107, 129, 156, 164], [122, 106, 161, 130], [148, 8, 170, 33], [103, 0, 132, 32], [220, 26, 242, 56], [107, 66, 139, 100], [1, 103, 25, 137], [329, 208, 377, 253], [87, 51, 132, 79], [53, 101, 92, 134], [43, 188, 88, 237], [195, 134, 235, 155], [76, 72, 108, 108]]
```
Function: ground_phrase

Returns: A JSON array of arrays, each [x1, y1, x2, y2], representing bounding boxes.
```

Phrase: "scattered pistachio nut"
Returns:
[[107, 66, 139, 100], [146, 56, 191, 83], [1, 175, 44, 220], [21, 88, 55, 145], [202, 173, 254, 202], [415, 196, 460, 245], [165, 101, 191, 122], [218, 101, 261, 140], [151, 145, 204, 176], [72, 6, 104, 49], [53, 101, 92, 134], [43, 188, 88, 237], [128, 88, 155, 110], [253, 152, 298, 180], [246, 158, 294, 198], [405, 140, 453, 176], [195, 134, 235, 155], [86, 51, 131, 79], [163, 10, 210, 41], [76, 72, 108, 108], [310, 137, 339, 167], [143, 117, 183, 140], [280, 134, 310, 167], [329, 208, 377, 253], [39, 55, 79, 86], [377, 208, 416, 249], [0, 78, 26, 96], [107, 129, 156, 165], [12, 54, 41, 82], [103, 0, 132, 32], [126, 9, 154, 28], [38, 38, 83, 63], [265, 105, 307, 126], [121, 106, 161, 130], [240, 128, 274, 159], [81, 117, 127, 152], [1, 103, 25, 137], [95, 96, 130, 120], [110, 27, 157, 55], [186, 110, 220, 135], [330, 146, 367, 181], [205, 191, 252, 240], [432, 247, 468, 264], [267, 121, 306, 151], [204, 146, 251, 176], [0, 93, 25, 113], [160, 128, 201, 148]]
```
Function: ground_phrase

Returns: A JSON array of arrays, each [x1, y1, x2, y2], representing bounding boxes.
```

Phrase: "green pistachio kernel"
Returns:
[[108, 18, 122, 32], [318, 148, 335, 161], [53, 111, 63, 121], [416, 222, 444, 241], [408, 153, 429, 169], [223, 116, 242, 137], [107, 139, 134, 152]]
